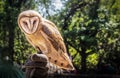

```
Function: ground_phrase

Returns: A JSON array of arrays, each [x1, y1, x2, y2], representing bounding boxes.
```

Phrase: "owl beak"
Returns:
[[29, 19, 33, 31]]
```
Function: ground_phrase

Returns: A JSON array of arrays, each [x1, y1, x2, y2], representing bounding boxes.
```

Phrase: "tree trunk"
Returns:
[[81, 48, 87, 73], [5, 1, 15, 61], [8, 25, 15, 61]]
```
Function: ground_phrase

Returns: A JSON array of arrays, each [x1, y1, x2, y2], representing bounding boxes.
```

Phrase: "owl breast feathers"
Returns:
[[18, 10, 74, 70]]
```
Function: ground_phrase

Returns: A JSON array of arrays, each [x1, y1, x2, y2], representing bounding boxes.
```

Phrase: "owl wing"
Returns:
[[40, 20, 75, 70], [41, 19, 67, 54]]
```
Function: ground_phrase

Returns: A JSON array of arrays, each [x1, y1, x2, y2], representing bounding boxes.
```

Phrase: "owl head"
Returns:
[[18, 10, 43, 34]]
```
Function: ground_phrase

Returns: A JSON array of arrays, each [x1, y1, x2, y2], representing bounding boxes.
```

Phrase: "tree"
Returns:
[[0, 0, 36, 63], [51, 0, 120, 73]]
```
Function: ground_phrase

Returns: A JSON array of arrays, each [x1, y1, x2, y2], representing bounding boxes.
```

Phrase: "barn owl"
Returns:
[[18, 10, 74, 70]]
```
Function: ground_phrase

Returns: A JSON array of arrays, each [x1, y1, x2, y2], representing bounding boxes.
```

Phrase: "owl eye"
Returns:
[[33, 20, 37, 25], [23, 21, 27, 26]]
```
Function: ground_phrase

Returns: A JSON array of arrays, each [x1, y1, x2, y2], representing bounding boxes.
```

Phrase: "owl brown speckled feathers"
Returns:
[[18, 10, 74, 70]]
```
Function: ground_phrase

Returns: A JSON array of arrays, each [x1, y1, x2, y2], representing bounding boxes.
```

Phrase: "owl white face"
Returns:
[[19, 16, 39, 34]]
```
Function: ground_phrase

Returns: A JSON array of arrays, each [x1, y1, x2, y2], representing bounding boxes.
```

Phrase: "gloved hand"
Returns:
[[25, 53, 49, 78]]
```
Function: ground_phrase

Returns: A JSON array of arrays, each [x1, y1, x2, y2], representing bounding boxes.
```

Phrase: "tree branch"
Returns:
[[66, 40, 80, 53]]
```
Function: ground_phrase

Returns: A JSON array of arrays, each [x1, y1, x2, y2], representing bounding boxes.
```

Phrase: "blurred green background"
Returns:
[[0, 0, 120, 74]]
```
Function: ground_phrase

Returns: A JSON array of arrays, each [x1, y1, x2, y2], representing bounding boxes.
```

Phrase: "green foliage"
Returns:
[[0, 0, 4, 12], [52, 0, 120, 72], [0, 0, 37, 64], [87, 53, 98, 68]]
